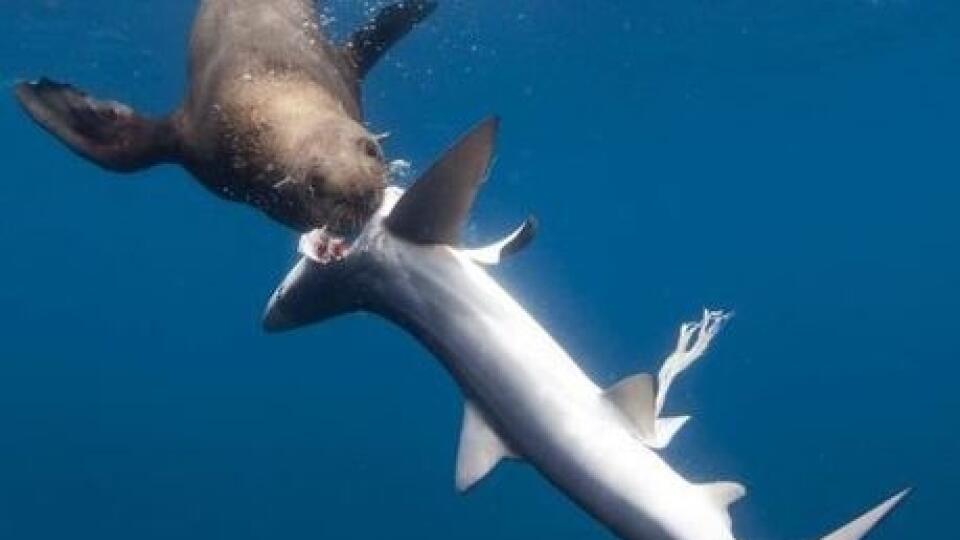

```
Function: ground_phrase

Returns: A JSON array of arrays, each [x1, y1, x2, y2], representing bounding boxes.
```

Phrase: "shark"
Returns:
[[261, 117, 909, 540]]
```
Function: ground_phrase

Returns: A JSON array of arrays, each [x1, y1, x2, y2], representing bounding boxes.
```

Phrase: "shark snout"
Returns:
[[262, 288, 296, 333], [261, 252, 361, 333]]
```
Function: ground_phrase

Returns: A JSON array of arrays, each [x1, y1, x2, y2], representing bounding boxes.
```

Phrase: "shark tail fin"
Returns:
[[818, 489, 910, 540], [386, 117, 499, 246]]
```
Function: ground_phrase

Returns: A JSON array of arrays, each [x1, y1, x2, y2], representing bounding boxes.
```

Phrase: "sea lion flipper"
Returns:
[[15, 78, 178, 173], [343, 0, 438, 79]]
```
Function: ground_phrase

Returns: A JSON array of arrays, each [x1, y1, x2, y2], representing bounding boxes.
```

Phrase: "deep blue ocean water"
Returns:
[[1, 1, 957, 538]]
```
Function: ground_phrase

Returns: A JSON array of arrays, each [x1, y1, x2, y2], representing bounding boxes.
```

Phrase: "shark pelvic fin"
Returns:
[[608, 310, 731, 448], [456, 401, 516, 493], [819, 489, 910, 540], [604, 376, 690, 449], [387, 117, 499, 246], [604, 374, 657, 440], [462, 216, 538, 265]]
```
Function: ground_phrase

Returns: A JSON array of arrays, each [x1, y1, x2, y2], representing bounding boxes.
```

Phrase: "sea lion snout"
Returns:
[[317, 184, 384, 236], [294, 137, 387, 234]]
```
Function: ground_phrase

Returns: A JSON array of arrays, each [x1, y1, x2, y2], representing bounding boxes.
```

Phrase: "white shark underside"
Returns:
[[263, 118, 909, 540]]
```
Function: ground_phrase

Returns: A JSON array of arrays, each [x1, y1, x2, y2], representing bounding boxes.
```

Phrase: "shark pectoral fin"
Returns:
[[344, 0, 438, 79], [456, 401, 516, 493], [819, 489, 910, 540], [604, 374, 657, 440], [698, 481, 747, 529], [462, 216, 538, 265], [387, 117, 499, 246]]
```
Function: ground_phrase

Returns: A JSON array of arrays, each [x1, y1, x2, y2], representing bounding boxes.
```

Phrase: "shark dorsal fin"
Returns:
[[456, 400, 517, 493], [387, 117, 499, 246]]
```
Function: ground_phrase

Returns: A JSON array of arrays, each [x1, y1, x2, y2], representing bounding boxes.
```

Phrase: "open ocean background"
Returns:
[[1, 1, 957, 538]]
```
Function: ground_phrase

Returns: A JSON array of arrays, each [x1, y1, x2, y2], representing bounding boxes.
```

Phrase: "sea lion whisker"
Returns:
[[273, 176, 295, 190]]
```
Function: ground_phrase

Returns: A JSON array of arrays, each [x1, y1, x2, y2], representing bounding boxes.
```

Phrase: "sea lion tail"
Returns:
[[343, 0, 438, 79], [14, 78, 180, 173]]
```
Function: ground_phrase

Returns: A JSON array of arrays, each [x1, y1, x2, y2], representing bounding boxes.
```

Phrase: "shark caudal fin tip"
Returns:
[[887, 487, 912, 510], [819, 487, 911, 540], [887, 488, 911, 503]]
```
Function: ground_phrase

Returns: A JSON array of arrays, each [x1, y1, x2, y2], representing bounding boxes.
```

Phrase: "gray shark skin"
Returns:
[[263, 118, 910, 540]]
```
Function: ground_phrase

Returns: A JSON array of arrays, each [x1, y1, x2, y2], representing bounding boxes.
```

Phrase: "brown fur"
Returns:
[[177, 0, 390, 233], [16, 0, 436, 233]]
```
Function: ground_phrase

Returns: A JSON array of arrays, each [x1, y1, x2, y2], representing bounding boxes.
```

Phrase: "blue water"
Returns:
[[1, 1, 957, 538]]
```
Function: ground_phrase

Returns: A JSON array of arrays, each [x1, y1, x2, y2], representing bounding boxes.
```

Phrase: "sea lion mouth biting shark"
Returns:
[[264, 118, 910, 540], [15, 0, 437, 237]]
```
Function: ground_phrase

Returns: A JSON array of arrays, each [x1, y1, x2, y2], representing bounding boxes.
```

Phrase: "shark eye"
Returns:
[[360, 137, 383, 161]]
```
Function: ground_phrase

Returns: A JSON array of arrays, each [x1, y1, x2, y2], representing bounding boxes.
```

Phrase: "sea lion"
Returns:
[[14, 0, 437, 235]]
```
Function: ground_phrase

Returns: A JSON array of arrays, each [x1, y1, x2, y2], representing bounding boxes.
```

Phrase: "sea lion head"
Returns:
[[283, 117, 388, 235]]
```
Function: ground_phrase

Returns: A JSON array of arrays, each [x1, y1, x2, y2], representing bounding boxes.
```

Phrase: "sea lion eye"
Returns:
[[359, 138, 383, 161]]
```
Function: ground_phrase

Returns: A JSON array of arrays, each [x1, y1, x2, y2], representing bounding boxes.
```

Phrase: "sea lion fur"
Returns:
[[15, 0, 437, 233]]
